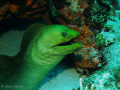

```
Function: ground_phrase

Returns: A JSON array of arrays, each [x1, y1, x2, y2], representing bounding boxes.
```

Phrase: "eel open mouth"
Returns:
[[53, 37, 78, 47]]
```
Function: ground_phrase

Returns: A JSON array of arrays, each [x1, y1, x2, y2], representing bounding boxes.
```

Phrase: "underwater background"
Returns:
[[0, 0, 120, 90]]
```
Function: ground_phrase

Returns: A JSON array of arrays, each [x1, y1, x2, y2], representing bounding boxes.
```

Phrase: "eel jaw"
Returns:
[[52, 37, 77, 47], [51, 35, 82, 55], [51, 33, 82, 49], [49, 31, 82, 55]]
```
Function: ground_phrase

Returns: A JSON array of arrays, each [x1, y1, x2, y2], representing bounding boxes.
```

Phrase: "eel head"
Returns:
[[37, 24, 82, 56]]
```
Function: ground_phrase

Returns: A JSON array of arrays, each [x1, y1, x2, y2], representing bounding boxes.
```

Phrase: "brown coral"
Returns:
[[68, 22, 101, 69]]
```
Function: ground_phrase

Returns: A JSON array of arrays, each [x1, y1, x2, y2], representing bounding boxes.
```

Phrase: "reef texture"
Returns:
[[96, 10, 120, 47], [82, 42, 120, 90], [80, 6, 120, 90]]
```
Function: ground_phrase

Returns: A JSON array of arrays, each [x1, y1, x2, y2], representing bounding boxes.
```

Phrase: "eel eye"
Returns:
[[62, 32, 67, 36]]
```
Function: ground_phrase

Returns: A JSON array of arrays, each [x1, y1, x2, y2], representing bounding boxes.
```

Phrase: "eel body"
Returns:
[[0, 23, 82, 90]]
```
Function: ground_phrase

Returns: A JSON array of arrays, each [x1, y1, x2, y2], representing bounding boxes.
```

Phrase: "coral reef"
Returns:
[[82, 42, 120, 90], [96, 32, 116, 47], [96, 10, 120, 47], [0, 0, 69, 20], [70, 1, 120, 89], [83, 0, 109, 33], [72, 78, 96, 90], [68, 24, 101, 69], [80, 8, 120, 90]]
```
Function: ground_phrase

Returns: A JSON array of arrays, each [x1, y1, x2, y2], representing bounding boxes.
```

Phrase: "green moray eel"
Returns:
[[0, 23, 82, 90]]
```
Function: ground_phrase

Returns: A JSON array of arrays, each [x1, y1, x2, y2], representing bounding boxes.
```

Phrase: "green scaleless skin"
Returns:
[[0, 23, 82, 90]]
